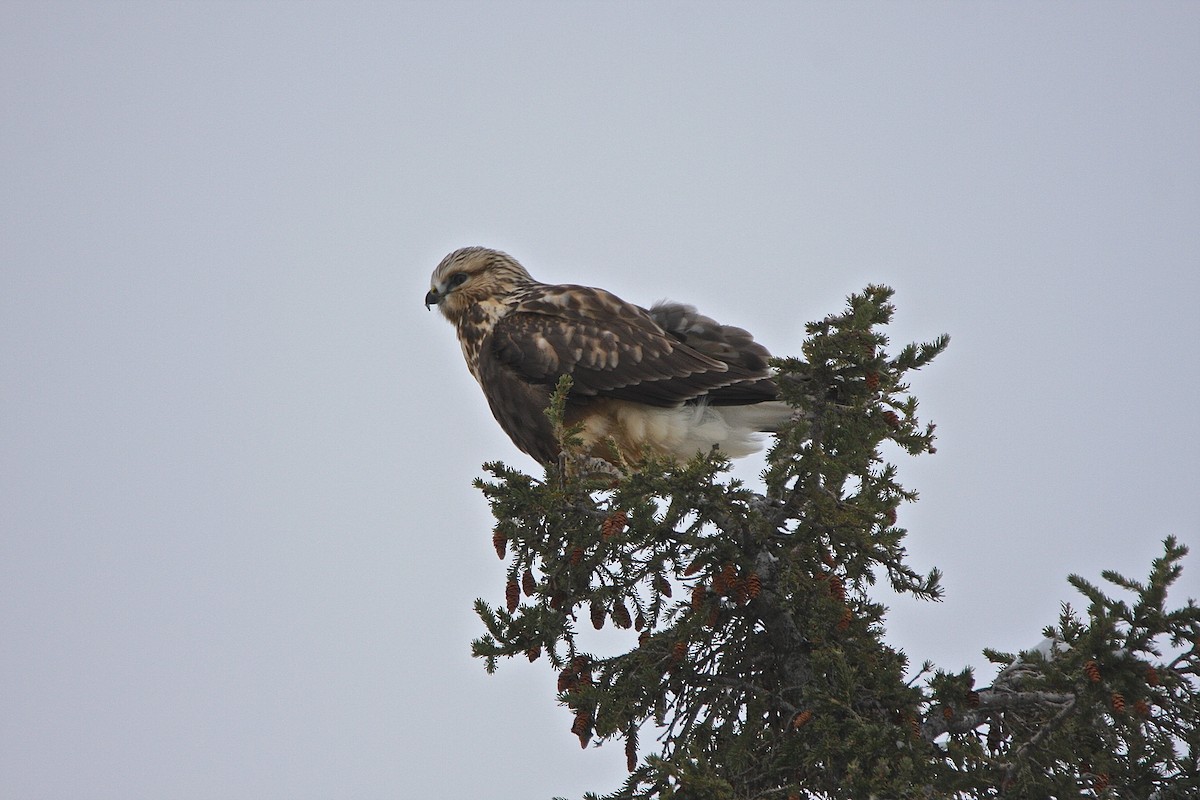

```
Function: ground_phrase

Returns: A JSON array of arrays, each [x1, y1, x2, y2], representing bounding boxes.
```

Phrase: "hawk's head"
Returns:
[[425, 247, 534, 326]]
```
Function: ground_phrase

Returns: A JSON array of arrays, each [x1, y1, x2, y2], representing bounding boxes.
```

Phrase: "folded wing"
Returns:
[[490, 286, 776, 408]]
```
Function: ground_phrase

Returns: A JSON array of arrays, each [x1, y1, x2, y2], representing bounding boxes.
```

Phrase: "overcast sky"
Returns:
[[3, 3, 1198, 798]]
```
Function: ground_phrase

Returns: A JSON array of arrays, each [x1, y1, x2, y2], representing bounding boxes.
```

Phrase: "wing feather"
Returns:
[[490, 286, 773, 408]]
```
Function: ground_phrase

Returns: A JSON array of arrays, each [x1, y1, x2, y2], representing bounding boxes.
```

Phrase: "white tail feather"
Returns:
[[596, 400, 791, 461]]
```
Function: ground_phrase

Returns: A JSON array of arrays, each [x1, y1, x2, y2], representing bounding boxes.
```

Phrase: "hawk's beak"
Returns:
[[424, 289, 441, 310]]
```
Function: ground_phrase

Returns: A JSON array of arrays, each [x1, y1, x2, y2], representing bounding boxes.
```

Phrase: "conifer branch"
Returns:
[[463, 285, 1199, 799]]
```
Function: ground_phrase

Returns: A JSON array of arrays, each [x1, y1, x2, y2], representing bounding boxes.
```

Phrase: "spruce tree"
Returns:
[[469, 286, 1199, 799]]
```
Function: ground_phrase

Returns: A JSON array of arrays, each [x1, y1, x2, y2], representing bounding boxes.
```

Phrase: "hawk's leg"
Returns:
[[557, 450, 622, 481]]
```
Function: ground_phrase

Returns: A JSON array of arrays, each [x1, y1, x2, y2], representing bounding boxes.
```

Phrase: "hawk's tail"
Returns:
[[715, 400, 793, 435]]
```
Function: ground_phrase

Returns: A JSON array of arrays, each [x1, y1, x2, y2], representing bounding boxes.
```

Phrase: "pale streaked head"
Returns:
[[424, 246, 535, 325]]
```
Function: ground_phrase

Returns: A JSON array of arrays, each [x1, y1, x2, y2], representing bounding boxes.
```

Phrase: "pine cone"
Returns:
[[1111, 692, 1126, 713], [720, 563, 737, 595], [590, 600, 606, 630], [1084, 660, 1101, 683], [1146, 666, 1160, 686], [571, 709, 592, 748], [492, 529, 507, 559], [712, 568, 729, 596], [731, 577, 749, 605], [746, 571, 762, 600], [790, 710, 812, 729], [691, 583, 708, 611], [653, 574, 673, 598], [836, 606, 852, 631], [521, 569, 536, 597], [611, 601, 632, 629], [601, 510, 627, 538], [525, 645, 541, 662], [505, 580, 520, 612], [625, 735, 637, 772]]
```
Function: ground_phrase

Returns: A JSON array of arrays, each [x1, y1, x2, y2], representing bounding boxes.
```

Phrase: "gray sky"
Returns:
[[3, 2, 1198, 798]]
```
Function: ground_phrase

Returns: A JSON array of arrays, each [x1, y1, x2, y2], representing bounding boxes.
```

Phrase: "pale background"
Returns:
[[3, 2, 1198, 798]]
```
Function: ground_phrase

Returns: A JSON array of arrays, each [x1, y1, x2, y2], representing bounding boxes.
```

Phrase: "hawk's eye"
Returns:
[[449, 273, 469, 288]]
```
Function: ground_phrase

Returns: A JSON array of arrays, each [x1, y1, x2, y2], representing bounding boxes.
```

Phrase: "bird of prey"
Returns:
[[424, 247, 791, 466]]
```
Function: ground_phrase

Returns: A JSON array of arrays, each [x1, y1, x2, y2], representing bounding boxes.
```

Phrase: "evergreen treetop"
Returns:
[[469, 286, 1198, 799]]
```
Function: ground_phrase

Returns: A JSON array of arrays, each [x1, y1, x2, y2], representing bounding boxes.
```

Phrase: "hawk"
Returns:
[[424, 247, 791, 466]]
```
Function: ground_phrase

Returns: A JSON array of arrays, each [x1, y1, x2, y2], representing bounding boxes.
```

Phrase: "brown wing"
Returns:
[[648, 302, 778, 405], [490, 285, 772, 407]]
